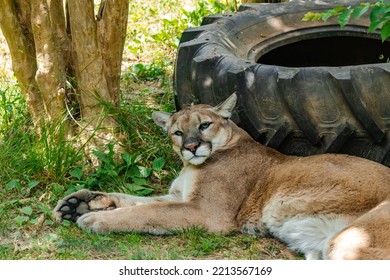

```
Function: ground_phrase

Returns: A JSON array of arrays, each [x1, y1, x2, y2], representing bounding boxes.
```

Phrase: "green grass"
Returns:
[[0, 225, 296, 260], [0, 0, 299, 260]]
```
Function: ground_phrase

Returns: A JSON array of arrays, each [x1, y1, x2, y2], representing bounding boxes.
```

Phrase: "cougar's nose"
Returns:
[[185, 143, 199, 152], [184, 138, 200, 152]]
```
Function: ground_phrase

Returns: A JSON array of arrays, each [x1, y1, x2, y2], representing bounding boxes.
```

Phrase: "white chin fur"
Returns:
[[188, 156, 207, 165], [182, 145, 211, 165]]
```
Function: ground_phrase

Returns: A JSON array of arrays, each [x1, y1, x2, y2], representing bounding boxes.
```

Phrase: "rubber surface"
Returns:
[[174, 0, 390, 166]]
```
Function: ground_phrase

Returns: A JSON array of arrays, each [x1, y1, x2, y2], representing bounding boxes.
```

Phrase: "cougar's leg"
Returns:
[[53, 189, 180, 222], [328, 200, 390, 260], [76, 201, 235, 234]]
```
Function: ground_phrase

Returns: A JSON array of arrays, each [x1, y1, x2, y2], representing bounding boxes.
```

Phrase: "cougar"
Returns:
[[53, 93, 390, 260]]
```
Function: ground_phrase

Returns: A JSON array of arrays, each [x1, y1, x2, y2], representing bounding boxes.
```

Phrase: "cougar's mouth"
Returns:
[[182, 142, 212, 165]]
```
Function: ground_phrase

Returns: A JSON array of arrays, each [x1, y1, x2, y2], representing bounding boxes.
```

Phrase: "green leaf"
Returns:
[[138, 166, 152, 178], [14, 215, 29, 226], [322, 9, 338, 21], [334, 6, 347, 13], [338, 9, 353, 27], [106, 169, 118, 177], [123, 153, 135, 166], [313, 13, 323, 21], [20, 206, 33, 216], [70, 167, 83, 180], [6, 180, 20, 191], [152, 157, 166, 172], [126, 183, 145, 192], [37, 204, 52, 216], [368, 20, 383, 32], [137, 188, 154, 196], [29, 217, 39, 224], [64, 185, 80, 196], [127, 165, 142, 178], [132, 177, 149, 186], [132, 63, 145, 75], [302, 11, 316, 22], [382, 10, 390, 22], [61, 220, 72, 227], [381, 20, 390, 41], [370, 4, 386, 22], [28, 180, 40, 189], [352, 3, 371, 19], [44, 220, 54, 226]]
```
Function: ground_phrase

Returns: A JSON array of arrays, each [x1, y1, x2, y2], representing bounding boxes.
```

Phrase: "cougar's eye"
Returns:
[[174, 130, 183, 137], [199, 122, 212, 131]]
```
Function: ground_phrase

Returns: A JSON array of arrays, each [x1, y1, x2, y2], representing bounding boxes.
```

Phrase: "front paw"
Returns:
[[77, 211, 112, 233], [53, 189, 116, 223]]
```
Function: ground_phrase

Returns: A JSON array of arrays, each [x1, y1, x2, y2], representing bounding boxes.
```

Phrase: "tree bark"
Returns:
[[67, 0, 112, 127], [31, 0, 67, 121], [0, 0, 129, 152], [0, 0, 44, 127], [97, 0, 129, 108]]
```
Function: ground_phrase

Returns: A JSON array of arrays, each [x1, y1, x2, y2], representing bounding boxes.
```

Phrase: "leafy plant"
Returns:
[[0, 86, 26, 130], [181, 0, 231, 27], [13, 206, 33, 227], [66, 144, 166, 196], [303, 1, 390, 41], [130, 61, 166, 81], [126, 0, 232, 65]]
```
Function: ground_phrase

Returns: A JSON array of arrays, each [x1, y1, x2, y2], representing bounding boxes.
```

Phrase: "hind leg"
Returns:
[[269, 214, 351, 260], [328, 200, 390, 260]]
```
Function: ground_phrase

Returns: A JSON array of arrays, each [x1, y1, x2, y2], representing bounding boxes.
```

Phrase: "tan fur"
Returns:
[[53, 94, 390, 259]]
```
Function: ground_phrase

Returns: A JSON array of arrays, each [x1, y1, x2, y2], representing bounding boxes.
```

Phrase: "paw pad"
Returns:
[[57, 197, 89, 222]]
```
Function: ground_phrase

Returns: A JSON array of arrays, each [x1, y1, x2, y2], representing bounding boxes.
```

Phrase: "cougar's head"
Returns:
[[152, 94, 237, 166]]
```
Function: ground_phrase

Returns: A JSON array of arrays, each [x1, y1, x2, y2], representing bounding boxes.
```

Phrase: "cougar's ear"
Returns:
[[215, 93, 237, 119], [152, 111, 172, 131]]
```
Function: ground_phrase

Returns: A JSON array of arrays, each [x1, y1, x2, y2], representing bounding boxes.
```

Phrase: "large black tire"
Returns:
[[174, 0, 390, 166]]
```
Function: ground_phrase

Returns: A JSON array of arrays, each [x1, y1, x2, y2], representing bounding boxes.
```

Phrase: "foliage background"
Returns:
[[303, 1, 390, 41]]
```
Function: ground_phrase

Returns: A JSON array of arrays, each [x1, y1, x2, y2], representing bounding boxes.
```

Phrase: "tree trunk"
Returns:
[[0, 0, 128, 154], [67, 1, 112, 127], [97, 0, 128, 108], [0, 0, 44, 127], [31, 0, 67, 121]]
